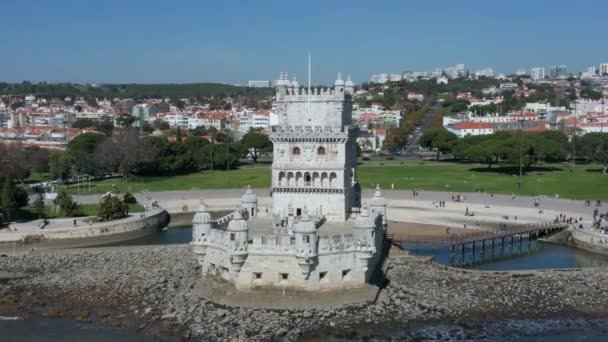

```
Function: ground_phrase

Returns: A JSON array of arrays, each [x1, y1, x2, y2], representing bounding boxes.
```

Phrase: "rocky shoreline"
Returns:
[[2, 245, 608, 341]]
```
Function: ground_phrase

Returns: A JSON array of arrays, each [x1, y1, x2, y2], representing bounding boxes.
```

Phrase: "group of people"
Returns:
[[451, 194, 466, 202], [592, 208, 608, 232], [433, 201, 447, 208], [584, 200, 602, 207], [554, 213, 583, 226]]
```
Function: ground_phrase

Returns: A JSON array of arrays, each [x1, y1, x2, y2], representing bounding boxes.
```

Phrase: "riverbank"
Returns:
[[0, 209, 170, 253], [2, 245, 608, 341]]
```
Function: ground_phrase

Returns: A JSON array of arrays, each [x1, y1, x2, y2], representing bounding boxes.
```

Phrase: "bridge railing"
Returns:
[[387, 221, 569, 245]]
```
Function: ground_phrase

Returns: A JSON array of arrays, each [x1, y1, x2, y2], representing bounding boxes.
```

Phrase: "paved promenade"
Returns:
[[74, 188, 598, 214], [70, 188, 600, 234]]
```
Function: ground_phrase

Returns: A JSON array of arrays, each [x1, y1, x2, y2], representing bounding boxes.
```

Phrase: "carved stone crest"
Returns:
[[303, 145, 315, 161]]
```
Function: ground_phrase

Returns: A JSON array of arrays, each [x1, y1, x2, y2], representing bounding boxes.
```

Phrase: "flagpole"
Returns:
[[308, 52, 311, 121]]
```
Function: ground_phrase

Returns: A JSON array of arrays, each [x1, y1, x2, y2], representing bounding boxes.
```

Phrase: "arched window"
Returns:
[[329, 172, 337, 187], [293, 147, 300, 155], [317, 146, 325, 155], [304, 172, 311, 186]]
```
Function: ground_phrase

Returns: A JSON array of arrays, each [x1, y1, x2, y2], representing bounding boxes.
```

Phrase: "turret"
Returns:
[[345, 74, 355, 95], [241, 185, 258, 218], [370, 185, 387, 229], [226, 210, 249, 277], [276, 72, 289, 97], [334, 72, 345, 94], [294, 208, 318, 279], [353, 206, 376, 271], [191, 199, 213, 264]]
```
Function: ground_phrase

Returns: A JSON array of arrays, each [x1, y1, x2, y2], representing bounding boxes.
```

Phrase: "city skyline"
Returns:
[[0, 0, 607, 84]]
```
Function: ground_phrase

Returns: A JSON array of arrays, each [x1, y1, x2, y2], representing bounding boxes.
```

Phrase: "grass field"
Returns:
[[59, 161, 608, 201], [19, 203, 144, 220]]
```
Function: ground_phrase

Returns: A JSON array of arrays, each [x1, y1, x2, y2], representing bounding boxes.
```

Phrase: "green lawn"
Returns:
[[60, 161, 608, 201], [19, 203, 144, 220], [357, 161, 608, 200]]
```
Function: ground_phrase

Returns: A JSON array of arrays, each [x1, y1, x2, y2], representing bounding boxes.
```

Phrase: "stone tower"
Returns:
[[270, 72, 360, 222]]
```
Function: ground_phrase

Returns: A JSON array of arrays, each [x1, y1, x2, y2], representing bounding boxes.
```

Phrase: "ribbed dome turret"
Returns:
[[345, 74, 354, 87], [192, 201, 213, 224], [227, 210, 248, 232], [370, 184, 386, 207], [354, 207, 375, 229], [295, 208, 316, 233], [334, 72, 345, 86], [241, 185, 257, 203], [291, 75, 299, 88]]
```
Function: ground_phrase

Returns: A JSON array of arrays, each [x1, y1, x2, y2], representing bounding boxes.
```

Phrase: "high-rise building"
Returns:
[[530, 67, 545, 80], [600, 63, 608, 75], [549, 65, 567, 78]]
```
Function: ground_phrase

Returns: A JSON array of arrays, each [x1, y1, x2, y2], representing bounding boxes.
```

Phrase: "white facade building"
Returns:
[[531, 67, 545, 80], [191, 72, 386, 291], [248, 80, 271, 88], [600, 64, 608, 75]]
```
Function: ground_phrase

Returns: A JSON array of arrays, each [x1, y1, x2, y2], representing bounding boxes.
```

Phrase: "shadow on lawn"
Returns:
[[468, 166, 563, 175]]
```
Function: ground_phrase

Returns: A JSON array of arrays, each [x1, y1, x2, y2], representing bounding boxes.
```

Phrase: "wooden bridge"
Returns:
[[387, 221, 570, 266]]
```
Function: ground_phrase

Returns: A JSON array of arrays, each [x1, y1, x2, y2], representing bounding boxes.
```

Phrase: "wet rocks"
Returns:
[[3, 246, 608, 341]]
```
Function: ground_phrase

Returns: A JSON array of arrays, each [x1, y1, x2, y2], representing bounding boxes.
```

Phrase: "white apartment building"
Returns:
[[572, 99, 608, 117], [600, 64, 608, 75], [165, 112, 190, 129], [239, 111, 270, 132], [248, 80, 271, 88], [524, 102, 567, 115], [531, 67, 545, 80]]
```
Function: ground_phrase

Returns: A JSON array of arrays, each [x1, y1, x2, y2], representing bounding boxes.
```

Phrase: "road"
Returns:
[[402, 102, 442, 158]]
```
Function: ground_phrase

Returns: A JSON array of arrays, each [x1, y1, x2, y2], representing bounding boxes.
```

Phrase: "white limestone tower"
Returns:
[[294, 208, 318, 279], [270, 71, 360, 222]]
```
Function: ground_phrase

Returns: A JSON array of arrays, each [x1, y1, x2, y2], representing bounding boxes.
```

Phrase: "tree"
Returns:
[[72, 118, 98, 129], [48, 150, 72, 181], [67, 132, 106, 176], [95, 128, 158, 180], [0, 142, 30, 182], [240, 129, 272, 163], [34, 192, 45, 219], [116, 113, 136, 128], [97, 195, 128, 221], [579, 133, 608, 174], [97, 116, 115, 136], [419, 128, 458, 160], [55, 191, 80, 217], [141, 121, 154, 133], [152, 119, 170, 130], [0, 176, 29, 222], [26, 147, 50, 173]]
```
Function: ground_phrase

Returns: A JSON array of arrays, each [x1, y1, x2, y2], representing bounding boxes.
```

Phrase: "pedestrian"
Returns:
[[73, 219, 77, 227], [88, 219, 92, 226]]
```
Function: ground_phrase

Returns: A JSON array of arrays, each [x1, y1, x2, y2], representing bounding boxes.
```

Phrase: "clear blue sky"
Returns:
[[1, 0, 606, 84]]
